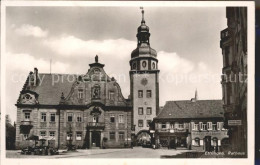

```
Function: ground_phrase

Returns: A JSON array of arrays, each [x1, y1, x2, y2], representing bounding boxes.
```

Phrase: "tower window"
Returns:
[[138, 107, 143, 115], [146, 107, 152, 115], [142, 61, 147, 68], [147, 120, 152, 127], [132, 63, 137, 70], [147, 90, 152, 98], [138, 120, 143, 127], [138, 90, 143, 98], [152, 62, 156, 69]]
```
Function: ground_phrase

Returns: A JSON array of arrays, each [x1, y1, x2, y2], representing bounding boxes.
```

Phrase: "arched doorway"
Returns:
[[136, 131, 151, 147]]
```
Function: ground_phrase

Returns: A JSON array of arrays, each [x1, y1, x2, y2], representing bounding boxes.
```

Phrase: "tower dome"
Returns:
[[130, 7, 157, 59]]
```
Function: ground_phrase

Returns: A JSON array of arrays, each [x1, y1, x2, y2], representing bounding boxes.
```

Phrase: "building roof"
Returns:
[[155, 100, 224, 120], [17, 59, 130, 107], [26, 74, 77, 105]]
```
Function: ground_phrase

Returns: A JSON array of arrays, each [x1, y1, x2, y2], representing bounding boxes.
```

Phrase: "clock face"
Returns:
[[141, 78, 148, 86], [142, 61, 147, 68]]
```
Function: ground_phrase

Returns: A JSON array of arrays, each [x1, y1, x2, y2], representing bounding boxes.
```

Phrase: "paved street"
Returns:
[[6, 147, 192, 158]]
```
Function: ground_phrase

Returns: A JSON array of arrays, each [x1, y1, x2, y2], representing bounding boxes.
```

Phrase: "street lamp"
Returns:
[[150, 130, 155, 149]]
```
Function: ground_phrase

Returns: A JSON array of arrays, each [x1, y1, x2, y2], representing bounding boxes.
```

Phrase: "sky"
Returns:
[[5, 6, 227, 122]]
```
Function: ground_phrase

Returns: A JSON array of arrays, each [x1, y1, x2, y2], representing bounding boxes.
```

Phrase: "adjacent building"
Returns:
[[153, 95, 228, 152], [220, 7, 247, 154], [15, 57, 132, 149]]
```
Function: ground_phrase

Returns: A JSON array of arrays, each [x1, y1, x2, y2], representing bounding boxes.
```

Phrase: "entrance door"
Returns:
[[204, 136, 212, 151], [92, 131, 101, 148]]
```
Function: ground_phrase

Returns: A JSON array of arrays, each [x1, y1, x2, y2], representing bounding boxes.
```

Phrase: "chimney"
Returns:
[[195, 89, 198, 101], [191, 89, 198, 102], [33, 68, 38, 86], [29, 71, 34, 86]]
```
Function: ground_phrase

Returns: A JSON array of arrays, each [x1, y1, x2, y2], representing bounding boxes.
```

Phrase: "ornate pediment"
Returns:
[[90, 106, 102, 116], [18, 90, 39, 104]]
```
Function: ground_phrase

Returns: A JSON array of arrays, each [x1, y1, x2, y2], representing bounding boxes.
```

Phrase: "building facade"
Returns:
[[15, 57, 132, 149], [129, 8, 160, 143], [220, 7, 247, 154], [153, 97, 228, 152]]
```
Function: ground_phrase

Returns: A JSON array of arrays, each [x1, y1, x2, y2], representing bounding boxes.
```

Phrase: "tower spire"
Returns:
[[140, 7, 145, 23]]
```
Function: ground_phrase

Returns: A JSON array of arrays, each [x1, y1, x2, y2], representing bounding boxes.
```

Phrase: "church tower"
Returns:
[[130, 8, 159, 136]]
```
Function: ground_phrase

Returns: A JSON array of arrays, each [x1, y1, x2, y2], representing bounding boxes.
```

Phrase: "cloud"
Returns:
[[6, 52, 69, 74], [157, 51, 194, 74], [14, 24, 48, 38], [43, 35, 136, 58]]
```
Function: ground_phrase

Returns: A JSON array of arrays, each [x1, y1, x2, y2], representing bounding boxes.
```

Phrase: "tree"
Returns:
[[6, 115, 16, 150]]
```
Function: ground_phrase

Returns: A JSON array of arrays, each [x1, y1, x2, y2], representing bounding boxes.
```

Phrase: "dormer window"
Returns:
[[109, 91, 114, 100]]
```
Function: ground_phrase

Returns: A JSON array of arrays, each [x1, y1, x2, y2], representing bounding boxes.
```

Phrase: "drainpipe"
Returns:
[[57, 109, 61, 149]]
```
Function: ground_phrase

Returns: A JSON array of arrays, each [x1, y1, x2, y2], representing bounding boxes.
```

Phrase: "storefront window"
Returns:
[[76, 132, 82, 141]]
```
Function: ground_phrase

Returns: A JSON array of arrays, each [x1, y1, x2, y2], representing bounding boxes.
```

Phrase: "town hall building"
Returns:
[[15, 8, 227, 150]]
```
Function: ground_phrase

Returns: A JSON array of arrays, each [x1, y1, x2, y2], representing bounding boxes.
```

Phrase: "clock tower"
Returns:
[[130, 8, 159, 136]]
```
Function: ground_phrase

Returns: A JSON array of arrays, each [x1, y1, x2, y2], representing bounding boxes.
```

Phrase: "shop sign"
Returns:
[[228, 120, 242, 126]]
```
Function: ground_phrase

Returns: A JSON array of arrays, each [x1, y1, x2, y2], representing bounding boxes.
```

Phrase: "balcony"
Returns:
[[87, 122, 105, 129], [21, 120, 32, 126]]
